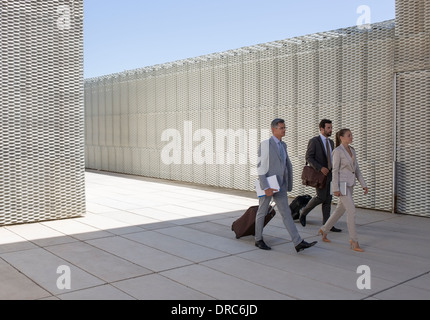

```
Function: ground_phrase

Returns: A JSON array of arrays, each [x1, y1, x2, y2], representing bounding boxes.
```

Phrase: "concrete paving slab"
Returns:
[[161, 264, 293, 300], [112, 274, 214, 300], [0, 258, 51, 300], [156, 226, 255, 254], [403, 273, 430, 292], [98, 209, 168, 227], [124, 230, 229, 263], [86, 236, 193, 272], [201, 255, 367, 300], [41, 219, 112, 241], [237, 246, 397, 296], [5, 223, 77, 248], [133, 205, 208, 224], [77, 212, 145, 235], [372, 283, 430, 300], [0, 248, 104, 295], [0, 228, 38, 254], [57, 284, 135, 300], [45, 242, 153, 283]]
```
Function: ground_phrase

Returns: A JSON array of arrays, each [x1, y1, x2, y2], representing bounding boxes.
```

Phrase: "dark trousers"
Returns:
[[301, 172, 332, 224]]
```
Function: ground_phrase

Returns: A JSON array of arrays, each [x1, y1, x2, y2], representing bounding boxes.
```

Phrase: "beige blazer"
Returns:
[[332, 144, 367, 192]]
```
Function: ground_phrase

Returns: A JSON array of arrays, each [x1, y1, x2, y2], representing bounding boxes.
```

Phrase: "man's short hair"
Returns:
[[271, 118, 285, 129], [319, 119, 332, 130]]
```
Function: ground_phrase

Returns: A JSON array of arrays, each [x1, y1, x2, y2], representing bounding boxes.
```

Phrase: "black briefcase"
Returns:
[[289, 195, 312, 220]]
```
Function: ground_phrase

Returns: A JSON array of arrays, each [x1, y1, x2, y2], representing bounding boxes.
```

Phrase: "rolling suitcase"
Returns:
[[289, 195, 312, 220], [231, 203, 276, 239]]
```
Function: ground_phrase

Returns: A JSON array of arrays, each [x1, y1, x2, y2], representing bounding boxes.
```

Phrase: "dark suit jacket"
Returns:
[[305, 136, 335, 174]]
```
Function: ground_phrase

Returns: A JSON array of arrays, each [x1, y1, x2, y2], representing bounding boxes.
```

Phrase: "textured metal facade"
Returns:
[[395, 0, 430, 216], [85, 20, 397, 213], [0, 1, 85, 225], [84, 0, 429, 217]]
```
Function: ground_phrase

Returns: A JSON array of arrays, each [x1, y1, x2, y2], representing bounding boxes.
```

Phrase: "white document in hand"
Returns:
[[255, 176, 280, 197], [339, 181, 347, 196]]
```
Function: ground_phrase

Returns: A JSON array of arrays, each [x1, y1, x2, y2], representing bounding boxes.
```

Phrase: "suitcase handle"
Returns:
[[267, 200, 276, 216]]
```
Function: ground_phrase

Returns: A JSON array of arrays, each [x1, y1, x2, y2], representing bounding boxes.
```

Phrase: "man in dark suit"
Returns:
[[299, 119, 341, 232]]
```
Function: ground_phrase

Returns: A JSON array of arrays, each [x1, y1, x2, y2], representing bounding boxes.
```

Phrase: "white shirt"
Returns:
[[319, 133, 333, 160]]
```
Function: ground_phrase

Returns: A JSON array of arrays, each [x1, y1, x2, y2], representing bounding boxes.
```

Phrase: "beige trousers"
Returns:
[[321, 186, 358, 242]]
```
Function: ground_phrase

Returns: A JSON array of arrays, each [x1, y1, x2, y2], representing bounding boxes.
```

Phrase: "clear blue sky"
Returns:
[[84, 0, 395, 79]]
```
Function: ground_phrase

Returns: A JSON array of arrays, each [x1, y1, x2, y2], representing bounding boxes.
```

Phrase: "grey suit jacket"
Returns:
[[257, 137, 293, 193], [332, 145, 367, 192], [306, 135, 335, 173]]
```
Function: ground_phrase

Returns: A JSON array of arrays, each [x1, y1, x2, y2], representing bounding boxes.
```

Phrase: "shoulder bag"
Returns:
[[301, 164, 327, 189]]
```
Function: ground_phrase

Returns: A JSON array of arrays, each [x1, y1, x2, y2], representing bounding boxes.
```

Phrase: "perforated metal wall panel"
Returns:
[[1, 1, 85, 225], [396, 70, 430, 216], [395, 0, 430, 216], [85, 20, 398, 213], [83, 1, 430, 217]]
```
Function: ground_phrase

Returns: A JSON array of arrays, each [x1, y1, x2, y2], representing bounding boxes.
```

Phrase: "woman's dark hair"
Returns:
[[336, 129, 351, 147]]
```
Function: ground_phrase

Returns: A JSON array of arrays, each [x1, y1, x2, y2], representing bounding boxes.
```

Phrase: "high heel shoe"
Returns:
[[350, 240, 364, 252], [318, 229, 331, 243]]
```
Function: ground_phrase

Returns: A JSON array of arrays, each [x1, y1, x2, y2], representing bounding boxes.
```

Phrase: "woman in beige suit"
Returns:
[[319, 129, 369, 252]]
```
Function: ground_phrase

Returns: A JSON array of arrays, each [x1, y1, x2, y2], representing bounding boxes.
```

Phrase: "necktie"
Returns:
[[326, 138, 332, 170], [279, 142, 285, 165]]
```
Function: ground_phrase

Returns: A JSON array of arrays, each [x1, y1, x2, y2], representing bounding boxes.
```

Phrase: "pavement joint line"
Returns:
[[362, 270, 430, 300]]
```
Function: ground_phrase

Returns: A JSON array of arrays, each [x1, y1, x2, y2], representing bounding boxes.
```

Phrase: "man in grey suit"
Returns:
[[299, 119, 341, 232], [255, 119, 317, 252]]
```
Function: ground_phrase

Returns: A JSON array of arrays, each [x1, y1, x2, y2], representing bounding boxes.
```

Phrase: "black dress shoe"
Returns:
[[330, 227, 342, 233], [299, 209, 306, 227], [255, 240, 271, 250], [295, 240, 317, 253]]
